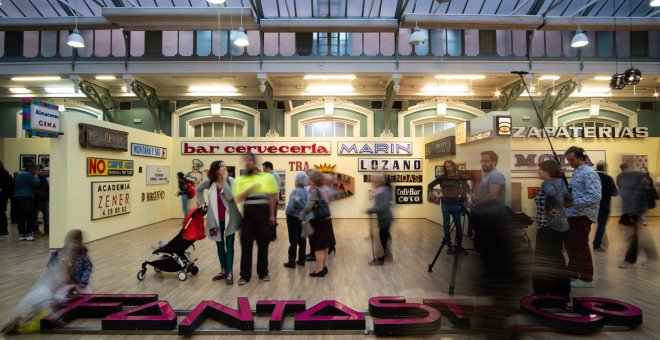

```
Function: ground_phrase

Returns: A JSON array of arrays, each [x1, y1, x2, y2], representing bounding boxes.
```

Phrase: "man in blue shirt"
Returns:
[[564, 146, 602, 288], [13, 163, 41, 241]]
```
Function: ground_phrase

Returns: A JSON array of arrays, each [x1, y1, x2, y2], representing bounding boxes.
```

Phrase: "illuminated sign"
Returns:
[[87, 158, 134, 176], [338, 142, 412, 155], [181, 142, 331, 155], [511, 126, 648, 138]]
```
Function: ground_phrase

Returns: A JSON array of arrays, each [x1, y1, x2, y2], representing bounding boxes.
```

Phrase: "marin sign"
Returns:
[[338, 142, 412, 155], [395, 185, 423, 204], [92, 181, 131, 220], [131, 143, 167, 159], [79, 123, 128, 151], [425, 137, 456, 159], [87, 158, 134, 176]]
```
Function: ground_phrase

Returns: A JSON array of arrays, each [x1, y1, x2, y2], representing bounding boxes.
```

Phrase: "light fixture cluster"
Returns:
[[609, 68, 642, 90]]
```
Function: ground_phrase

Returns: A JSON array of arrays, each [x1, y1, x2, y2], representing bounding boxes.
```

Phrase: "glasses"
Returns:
[[480, 160, 492, 163]]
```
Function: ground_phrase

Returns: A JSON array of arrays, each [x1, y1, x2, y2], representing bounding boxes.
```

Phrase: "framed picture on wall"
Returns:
[[38, 154, 50, 171], [434, 165, 443, 177], [20, 154, 36, 171], [457, 162, 467, 171]]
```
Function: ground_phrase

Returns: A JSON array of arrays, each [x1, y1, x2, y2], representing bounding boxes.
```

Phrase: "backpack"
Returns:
[[186, 183, 195, 199]]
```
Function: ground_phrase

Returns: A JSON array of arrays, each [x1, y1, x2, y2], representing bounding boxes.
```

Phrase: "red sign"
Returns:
[[181, 142, 331, 155]]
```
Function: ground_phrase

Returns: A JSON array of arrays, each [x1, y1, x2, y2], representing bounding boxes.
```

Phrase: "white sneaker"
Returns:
[[26, 234, 35, 241], [619, 261, 634, 268], [570, 279, 595, 288], [642, 260, 658, 267], [19, 234, 26, 241]]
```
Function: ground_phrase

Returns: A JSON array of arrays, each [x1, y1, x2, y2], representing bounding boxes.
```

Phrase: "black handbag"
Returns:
[[618, 213, 637, 227], [312, 189, 331, 220]]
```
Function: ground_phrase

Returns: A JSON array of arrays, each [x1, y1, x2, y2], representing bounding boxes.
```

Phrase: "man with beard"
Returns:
[[233, 153, 279, 285]]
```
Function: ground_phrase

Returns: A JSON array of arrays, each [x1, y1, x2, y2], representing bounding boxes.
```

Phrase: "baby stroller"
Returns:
[[137, 206, 207, 281]]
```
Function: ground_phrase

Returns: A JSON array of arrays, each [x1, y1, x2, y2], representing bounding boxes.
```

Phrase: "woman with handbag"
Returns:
[[532, 160, 572, 298], [299, 171, 335, 277], [196, 160, 242, 285]]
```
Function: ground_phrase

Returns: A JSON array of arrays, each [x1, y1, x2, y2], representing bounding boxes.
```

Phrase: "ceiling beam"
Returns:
[[0, 17, 116, 30], [260, 18, 398, 32], [101, 7, 258, 31]]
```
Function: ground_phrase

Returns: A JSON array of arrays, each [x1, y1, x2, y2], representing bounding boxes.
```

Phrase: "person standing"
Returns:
[[197, 161, 242, 285], [563, 146, 601, 288], [234, 153, 279, 285], [427, 160, 471, 254], [593, 161, 618, 252], [262, 161, 281, 241], [617, 168, 658, 268], [176, 172, 193, 217], [639, 167, 658, 226], [33, 165, 49, 236], [283, 172, 309, 268], [366, 174, 393, 265], [0, 161, 11, 236], [13, 164, 41, 241], [299, 171, 335, 277], [532, 160, 572, 298]]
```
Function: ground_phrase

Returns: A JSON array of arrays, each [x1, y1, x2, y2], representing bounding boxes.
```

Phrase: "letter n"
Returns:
[[178, 298, 254, 336], [294, 300, 365, 330], [423, 298, 473, 329], [102, 301, 177, 330], [256, 300, 306, 330], [369, 296, 440, 336], [521, 296, 604, 334]]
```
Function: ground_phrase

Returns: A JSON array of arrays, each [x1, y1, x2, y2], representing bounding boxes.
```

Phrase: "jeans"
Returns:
[[593, 206, 609, 250], [215, 220, 235, 275], [181, 195, 189, 217], [36, 201, 49, 234], [441, 202, 462, 243], [286, 215, 306, 263]]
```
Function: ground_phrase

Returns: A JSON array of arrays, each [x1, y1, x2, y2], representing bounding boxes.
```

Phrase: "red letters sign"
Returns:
[[181, 142, 331, 155]]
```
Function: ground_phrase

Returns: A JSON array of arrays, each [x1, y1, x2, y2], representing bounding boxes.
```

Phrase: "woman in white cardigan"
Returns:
[[196, 160, 242, 285]]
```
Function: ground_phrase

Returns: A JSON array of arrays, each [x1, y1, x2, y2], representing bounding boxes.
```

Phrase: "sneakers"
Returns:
[[238, 277, 249, 285], [619, 261, 634, 268], [570, 279, 595, 288], [19, 234, 26, 241], [226, 273, 234, 285], [642, 260, 658, 267], [25, 234, 35, 241], [260, 275, 271, 282]]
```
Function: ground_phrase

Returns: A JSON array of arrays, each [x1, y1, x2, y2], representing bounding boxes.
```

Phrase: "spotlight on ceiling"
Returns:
[[409, 26, 425, 46], [233, 28, 249, 47], [623, 68, 641, 86], [571, 29, 589, 48], [67, 28, 85, 48], [609, 74, 626, 90]]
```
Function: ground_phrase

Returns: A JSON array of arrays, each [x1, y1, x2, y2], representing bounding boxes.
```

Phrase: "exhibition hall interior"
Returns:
[[0, 0, 659, 338]]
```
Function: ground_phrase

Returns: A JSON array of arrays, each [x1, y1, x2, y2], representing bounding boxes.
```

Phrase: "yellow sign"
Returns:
[[87, 158, 134, 176], [455, 122, 467, 145]]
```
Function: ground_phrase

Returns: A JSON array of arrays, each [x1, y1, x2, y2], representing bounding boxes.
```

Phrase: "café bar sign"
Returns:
[[39, 294, 641, 336], [182, 142, 331, 155], [338, 142, 412, 155], [425, 136, 456, 159], [79, 123, 128, 151]]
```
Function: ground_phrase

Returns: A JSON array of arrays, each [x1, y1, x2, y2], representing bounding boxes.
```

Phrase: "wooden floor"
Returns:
[[1, 217, 658, 339]]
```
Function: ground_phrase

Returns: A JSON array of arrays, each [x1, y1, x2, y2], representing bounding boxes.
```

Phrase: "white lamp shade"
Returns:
[[651, 0, 660, 7], [206, 0, 226, 3], [409, 27, 425, 46], [571, 31, 589, 48], [67, 29, 85, 48], [233, 28, 249, 47]]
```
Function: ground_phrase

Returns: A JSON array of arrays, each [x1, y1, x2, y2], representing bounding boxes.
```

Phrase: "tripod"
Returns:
[[427, 207, 471, 295]]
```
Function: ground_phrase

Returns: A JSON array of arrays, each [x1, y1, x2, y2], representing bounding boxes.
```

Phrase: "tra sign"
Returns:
[[39, 294, 642, 336], [510, 150, 605, 178]]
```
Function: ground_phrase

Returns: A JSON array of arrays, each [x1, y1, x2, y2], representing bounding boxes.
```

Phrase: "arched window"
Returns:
[[412, 119, 457, 137], [188, 117, 245, 137], [302, 119, 357, 137], [565, 118, 619, 130]]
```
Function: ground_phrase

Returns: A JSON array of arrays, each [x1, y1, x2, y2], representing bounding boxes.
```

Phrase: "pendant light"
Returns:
[[66, 2, 85, 48], [571, 0, 588, 48], [233, 8, 249, 47], [409, 21, 425, 46]]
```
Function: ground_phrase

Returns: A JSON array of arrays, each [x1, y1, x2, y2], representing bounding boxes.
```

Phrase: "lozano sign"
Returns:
[[40, 294, 642, 336]]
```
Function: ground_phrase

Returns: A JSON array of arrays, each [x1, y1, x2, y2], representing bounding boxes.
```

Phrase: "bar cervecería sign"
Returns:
[[79, 123, 128, 151], [181, 141, 331, 155]]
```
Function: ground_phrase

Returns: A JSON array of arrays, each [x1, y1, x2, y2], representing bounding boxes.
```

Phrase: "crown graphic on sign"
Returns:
[[315, 163, 336, 173]]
